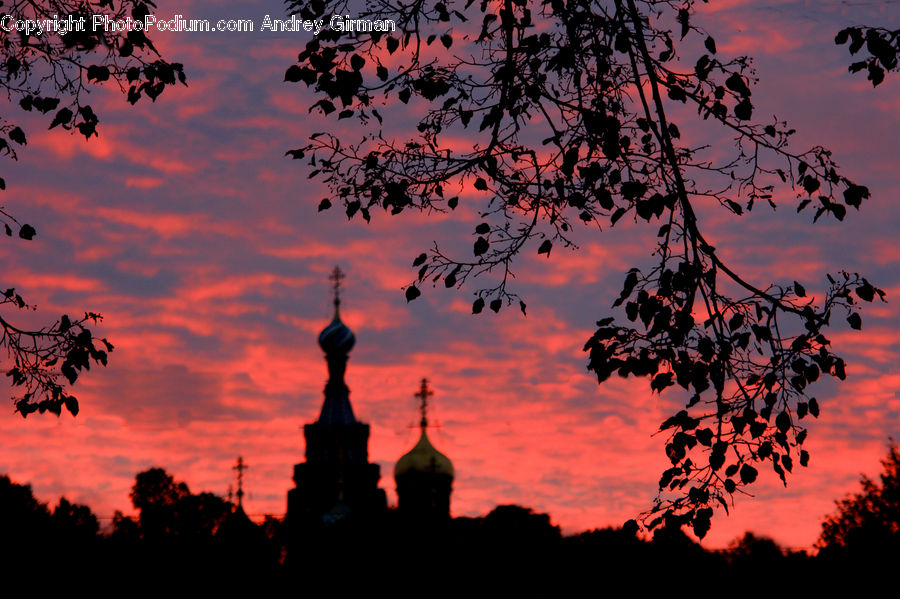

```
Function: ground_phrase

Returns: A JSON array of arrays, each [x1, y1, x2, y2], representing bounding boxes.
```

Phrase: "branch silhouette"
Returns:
[[1, 0, 187, 417], [286, 0, 883, 538]]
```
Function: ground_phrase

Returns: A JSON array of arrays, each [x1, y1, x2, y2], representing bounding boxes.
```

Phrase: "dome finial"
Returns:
[[318, 265, 355, 355], [329, 265, 346, 318], [415, 378, 433, 430], [394, 378, 454, 483]]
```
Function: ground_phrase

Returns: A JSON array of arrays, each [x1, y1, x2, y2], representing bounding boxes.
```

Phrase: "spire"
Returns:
[[316, 266, 357, 425]]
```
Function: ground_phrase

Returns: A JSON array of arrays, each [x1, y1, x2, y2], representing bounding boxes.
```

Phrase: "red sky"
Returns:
[[1, 0, 898, 550]]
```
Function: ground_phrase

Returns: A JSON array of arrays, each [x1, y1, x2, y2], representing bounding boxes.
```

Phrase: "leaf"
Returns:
[[537, 240, 552, 256], [317, 198, 331, 212], [794, 281, 806, 297], [405, 285, 421, 302], [704, 35, 717, 54], [739, 464, 758, 484], [843, 184, 869, 209], [802, 176, 820, 195], [87, 65, 110, 82], [412, 253, 427, 267], [61, 363, 78, 385], [830, 203, 846, 221], [650, 372, 673, 393], [310, 99, 336, 115], [49, 108, 74, 130], [725, 73, 750, 97], [18, 224, 36, 240], [725, 200, 743, 215], [519, 301, 527, 315], [473, 177, 488, 191], [856, 280, 876, 302], [386, 36, 399, 54], [868, 61, 885, 87], [284, 65, 303, 82], [776, 410, 791, 434], [623, 519, 639, 536], [835, 28, 851, 45], [64, 396, 79, 416], [692, 509, 712, 539], [9, 127, 26, 145], [489, 299, 502, 313], [472, 298, 485, 314], [782, 455, 793, 473], [847, 313, 862, 330], [734, 99, 753, 120], [474, 236, 489, 256]]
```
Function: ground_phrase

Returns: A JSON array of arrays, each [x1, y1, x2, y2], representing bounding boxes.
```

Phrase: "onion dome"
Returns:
[[394, 428, 454, 478], [395, 378, 454, 479], [317, 265, 355, 355], [318, 315, 355, 355]]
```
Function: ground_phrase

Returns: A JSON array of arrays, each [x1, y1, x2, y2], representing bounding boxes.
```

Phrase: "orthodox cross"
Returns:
[[329, 265, 346, 313], [233, 456, 247, 508], [415, 378, 434, 429]]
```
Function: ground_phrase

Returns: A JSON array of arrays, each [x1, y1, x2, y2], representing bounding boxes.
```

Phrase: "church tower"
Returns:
[[286, 267, 387, 531], [394, 379, 454, 520]]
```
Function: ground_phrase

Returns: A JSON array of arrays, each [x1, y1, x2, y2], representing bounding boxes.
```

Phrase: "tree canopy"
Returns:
[[817, 442, 900, 555], [127, 467, 231, 540], [1, 0, 186, 417], [286, 0, 884, 537]]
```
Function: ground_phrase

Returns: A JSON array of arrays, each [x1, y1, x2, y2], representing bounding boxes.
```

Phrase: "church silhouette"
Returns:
[[285, 267, 454, 549]]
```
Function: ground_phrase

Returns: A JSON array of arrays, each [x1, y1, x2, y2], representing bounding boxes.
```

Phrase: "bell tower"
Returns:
[[286, 267, 387, 532]]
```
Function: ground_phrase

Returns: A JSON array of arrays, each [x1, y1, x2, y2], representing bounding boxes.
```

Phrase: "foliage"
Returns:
[[817, 442, 900, 552], [0, 474, 101, 569], [725, 531, 783, 562], [1, 0, 186, 416], [286, 0, 882, 538], [836, 26, 899, 87], [127, 467, 232, 539]]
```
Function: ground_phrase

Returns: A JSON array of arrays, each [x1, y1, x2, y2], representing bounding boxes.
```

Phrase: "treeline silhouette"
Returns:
[[2, 446, 898, 587]]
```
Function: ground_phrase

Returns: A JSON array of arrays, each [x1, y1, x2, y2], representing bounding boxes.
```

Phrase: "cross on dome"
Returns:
[[415, 378, 433, 429], [329, 265, 345, 315]]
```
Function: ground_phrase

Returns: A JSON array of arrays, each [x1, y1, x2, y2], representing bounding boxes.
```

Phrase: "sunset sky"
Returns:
[[1, 0, 898, 550]]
